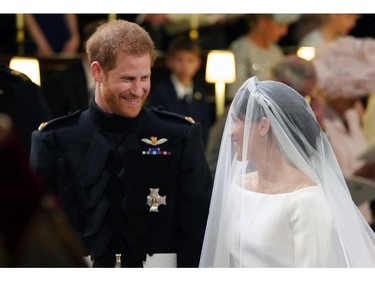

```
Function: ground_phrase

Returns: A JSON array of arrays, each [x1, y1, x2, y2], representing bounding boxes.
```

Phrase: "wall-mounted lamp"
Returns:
[[297, 46, 316, 61], [205, 50, 235, 117], [9, 57, 41, 86]]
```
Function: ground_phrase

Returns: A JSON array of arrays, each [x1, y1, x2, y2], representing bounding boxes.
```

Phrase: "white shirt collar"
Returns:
[[170, 74, 193, 101]]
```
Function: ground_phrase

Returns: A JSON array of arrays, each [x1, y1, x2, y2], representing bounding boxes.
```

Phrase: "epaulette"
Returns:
[[150, 106, 195, 124], [38, 110, 82, 132]]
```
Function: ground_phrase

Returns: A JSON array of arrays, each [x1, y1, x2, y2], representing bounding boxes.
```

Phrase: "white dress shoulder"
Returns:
[[226, 182, 347, 267]]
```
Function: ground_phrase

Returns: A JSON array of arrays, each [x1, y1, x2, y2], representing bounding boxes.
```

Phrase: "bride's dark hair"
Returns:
[[234, 80, 321, 154]]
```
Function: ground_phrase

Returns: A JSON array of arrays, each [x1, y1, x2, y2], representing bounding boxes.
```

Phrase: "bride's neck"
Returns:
[[254, 158, 314, 194]]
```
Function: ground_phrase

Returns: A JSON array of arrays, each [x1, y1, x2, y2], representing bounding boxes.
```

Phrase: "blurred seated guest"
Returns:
[[149, 36, 211, 146], [24, 14, 80, 57], [0, 65, 51, 154], [299, 14, 359, 51], [0, 113, 87, 267], [270, 54, 324, 127], [41, 20, 103, 118], [313, 36, 375, 222], [227, 14, 300, 100]]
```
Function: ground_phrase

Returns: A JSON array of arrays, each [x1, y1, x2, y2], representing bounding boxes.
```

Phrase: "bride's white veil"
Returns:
[[199, 76, 375, 267]]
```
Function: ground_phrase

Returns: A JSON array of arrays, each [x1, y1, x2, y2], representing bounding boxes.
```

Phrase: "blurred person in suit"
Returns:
[[148, 36, 211, 147]]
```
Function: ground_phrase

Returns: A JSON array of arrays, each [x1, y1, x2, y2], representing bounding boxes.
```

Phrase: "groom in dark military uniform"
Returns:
[[30, 19, 212, 267]]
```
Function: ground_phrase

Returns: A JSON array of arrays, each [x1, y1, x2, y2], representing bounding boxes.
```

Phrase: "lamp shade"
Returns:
[[9, 57, 41, 86], [205, 50, 236, 83]]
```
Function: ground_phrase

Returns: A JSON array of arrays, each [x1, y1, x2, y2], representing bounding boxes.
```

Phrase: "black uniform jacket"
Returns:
[[30, 101, 213, 267]]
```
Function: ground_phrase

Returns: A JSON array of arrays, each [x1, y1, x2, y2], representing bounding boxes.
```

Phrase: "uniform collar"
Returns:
[[89, 100, 142, 132]]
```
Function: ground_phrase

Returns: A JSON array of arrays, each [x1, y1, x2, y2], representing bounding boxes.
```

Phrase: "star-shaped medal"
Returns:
[[146, 188, 167, 212]]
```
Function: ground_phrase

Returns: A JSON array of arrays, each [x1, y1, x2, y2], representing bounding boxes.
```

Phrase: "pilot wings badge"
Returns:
[[141, 136, 171, 155], [141, 136, 168, 146]]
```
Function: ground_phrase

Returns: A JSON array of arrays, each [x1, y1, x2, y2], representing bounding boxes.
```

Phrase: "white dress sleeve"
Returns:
[[287, 187, 346, 267]]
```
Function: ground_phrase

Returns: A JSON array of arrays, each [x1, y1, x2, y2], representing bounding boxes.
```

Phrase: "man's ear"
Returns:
[[259, 117, 270, 137], [91, 61, 102, 82]]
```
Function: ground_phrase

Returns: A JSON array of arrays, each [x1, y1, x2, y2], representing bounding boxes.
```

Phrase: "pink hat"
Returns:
[[312, 36, 375, 99]]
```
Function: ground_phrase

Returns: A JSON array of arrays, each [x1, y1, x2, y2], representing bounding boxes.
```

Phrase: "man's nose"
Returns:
[[130, 80, 145, 96]]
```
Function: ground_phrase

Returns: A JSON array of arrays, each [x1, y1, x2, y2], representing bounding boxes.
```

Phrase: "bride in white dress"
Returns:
[[199, 76, 375, 267]]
